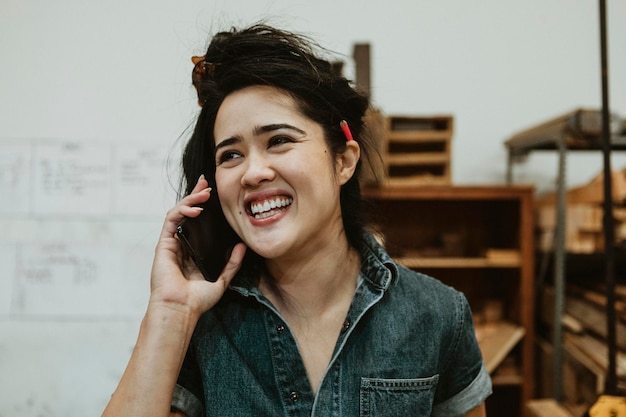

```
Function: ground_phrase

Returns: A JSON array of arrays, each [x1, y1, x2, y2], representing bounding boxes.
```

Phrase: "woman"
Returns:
[[103, 24, 491, 417]]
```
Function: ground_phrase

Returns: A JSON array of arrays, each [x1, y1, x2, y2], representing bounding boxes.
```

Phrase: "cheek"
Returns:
[[215, 168, 237, 190], [215, 170, 239, 211]]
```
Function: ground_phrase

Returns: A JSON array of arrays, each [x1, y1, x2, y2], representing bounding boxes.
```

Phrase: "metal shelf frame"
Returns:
[[504, 108, 625, 401]]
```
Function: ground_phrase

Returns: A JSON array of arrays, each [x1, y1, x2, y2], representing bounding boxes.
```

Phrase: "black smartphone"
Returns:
[[176, 201, 240, 282]]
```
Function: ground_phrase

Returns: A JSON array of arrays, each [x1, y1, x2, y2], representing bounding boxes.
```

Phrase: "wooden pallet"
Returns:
[[383, 115, 454, 185]]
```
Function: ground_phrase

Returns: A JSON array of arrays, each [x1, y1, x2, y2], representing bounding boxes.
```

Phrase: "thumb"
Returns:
[[217, 243, 248, 286]]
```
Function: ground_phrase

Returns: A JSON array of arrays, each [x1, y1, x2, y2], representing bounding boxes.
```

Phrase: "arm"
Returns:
[[462, 402, 486, 417], [102, 177, 246, 417]]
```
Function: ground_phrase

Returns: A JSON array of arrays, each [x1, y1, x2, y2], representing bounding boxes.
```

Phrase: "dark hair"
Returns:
[[180, 24, 375, 265]]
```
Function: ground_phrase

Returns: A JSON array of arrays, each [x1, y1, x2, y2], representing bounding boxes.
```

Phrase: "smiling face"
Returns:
[[213, 85, 355, 263]]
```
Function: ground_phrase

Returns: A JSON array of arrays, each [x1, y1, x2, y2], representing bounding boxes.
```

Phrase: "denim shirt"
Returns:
[[172, 234, 492, 417]]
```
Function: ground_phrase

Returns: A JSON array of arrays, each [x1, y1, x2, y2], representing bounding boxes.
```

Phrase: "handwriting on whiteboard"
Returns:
[[0, 140, 177, 216], [12, 242, 151, 316]]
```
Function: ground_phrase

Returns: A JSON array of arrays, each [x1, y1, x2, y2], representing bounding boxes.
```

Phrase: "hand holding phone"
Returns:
[[176, 201, 240, 282]]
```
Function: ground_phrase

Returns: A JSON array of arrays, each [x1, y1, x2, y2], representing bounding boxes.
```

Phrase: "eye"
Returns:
[[216, 150, 243, 165], [268, 135, 295, 148]]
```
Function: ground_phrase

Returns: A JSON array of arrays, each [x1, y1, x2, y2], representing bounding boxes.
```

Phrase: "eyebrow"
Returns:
[[253, 123, 306, 136], [214, 137, 240, 155], [215, 123, 306, 155]]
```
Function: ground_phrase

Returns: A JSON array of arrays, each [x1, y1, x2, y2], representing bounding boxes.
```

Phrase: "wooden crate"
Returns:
[[383, 115, 454, 185]]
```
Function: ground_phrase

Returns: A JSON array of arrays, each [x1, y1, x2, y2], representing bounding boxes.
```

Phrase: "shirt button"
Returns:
[[341, 319, 351, 333], [289, 391, 300, 402], [276, 324, 285, 333]]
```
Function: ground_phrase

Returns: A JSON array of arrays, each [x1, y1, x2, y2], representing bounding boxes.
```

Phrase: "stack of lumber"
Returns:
[[536, 168, 626, 253], [540, 284, 626, 407], [380, 115, 454, 185]]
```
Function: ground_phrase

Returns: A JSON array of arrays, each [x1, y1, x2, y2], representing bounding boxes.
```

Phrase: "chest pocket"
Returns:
[[359, 375, 439, 417]]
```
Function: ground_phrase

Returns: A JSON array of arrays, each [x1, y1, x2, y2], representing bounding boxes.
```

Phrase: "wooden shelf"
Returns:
[[363, 185, 535, 417], [387, 131, 452, 142], [491, 374, 525, 386], [476, 321, 525, 373], [396, 256, 521, 269], [382, 115, 453, 185], [386, 153, 449, 165]]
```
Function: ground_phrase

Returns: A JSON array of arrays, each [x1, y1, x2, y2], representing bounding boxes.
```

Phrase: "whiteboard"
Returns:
[[0, 139, 177, 317], [0, 139, 178, 415]]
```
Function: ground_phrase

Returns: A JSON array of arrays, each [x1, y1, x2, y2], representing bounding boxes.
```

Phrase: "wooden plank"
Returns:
[[565, 333, 626, 379], [485, 249, 522, 265], [561, 313, 585, 334], [475, 321, 525, 373], [540, 286, 620, 333], [384, 176, 451, 186], [386, 115, 454, 134], [352, 43, 370, 97], [362, 184, 535, 201], [536, 204, 605, 253], [565, 295, 626, 350], [396, 256, 521, 269], [387, 131, 452, 142], [567, 284, 626, 319], [524, 399, 573, 417], [536, 168, 626, 206], [386, 153, 449, 165], [568, 283, 626, 323], [563, 334, 606, 397]]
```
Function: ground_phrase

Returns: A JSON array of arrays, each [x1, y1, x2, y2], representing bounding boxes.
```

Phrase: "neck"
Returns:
[[260, 236, 361, 318]]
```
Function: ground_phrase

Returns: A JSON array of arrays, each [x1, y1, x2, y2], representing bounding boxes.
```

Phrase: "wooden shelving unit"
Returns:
[[383, 115, 454, 185], [363, 185, 535, 417]]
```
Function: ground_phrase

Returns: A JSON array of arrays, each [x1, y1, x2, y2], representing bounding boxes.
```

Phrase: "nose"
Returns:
[[240, 152, 276, 187]]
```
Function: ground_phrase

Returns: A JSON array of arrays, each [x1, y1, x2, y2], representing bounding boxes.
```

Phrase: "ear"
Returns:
[[336, 140, 361, 185]]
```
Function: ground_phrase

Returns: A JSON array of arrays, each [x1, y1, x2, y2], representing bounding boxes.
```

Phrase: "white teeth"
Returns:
[[250, 197, 293, 217]]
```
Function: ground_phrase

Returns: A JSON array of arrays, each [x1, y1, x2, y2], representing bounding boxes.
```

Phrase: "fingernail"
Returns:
[[192, 206, 204, 212], [198, 174, 206, 181], [204, 187, 212, 193]]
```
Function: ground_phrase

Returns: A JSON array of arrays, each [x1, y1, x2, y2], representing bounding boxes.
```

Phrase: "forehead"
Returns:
[[215, 86, 305, 132]]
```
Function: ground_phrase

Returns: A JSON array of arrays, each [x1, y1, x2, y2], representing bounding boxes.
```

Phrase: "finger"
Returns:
[[157, 205, 201, 244], [180, 187, 212, 215], [217, 243, 247, 286], [190, 174, 209, 193], [159, 188, 211, 241]]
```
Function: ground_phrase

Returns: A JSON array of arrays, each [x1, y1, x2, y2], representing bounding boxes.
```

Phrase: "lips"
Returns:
[[249, 196, 293, 219]]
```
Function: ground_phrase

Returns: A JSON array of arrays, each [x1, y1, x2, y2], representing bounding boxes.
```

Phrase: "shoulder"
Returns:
[[378, 263, 474, 347], [393, 263, 465, 308]]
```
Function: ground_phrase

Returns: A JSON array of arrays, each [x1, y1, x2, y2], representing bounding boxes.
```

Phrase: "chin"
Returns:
[[246, 239, 289, 260]]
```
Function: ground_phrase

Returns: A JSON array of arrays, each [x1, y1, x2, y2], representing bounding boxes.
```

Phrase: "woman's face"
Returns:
[[213, 85, 352, 262]]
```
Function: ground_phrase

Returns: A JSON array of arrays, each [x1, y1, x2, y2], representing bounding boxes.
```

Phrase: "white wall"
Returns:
[[1, 1, 625, 415]]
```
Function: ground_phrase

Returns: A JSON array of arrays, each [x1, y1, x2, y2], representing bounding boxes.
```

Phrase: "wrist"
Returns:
[[148, 287, 203, 321], [146, 297, 201, 327]]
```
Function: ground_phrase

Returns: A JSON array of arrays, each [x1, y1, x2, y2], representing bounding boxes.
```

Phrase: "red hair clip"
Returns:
[[340, 120, 354, 141]]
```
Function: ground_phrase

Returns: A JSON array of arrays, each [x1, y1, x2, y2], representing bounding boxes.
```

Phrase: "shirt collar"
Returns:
[[359, 232, 398, 291], [229, 232, 398, 296]]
